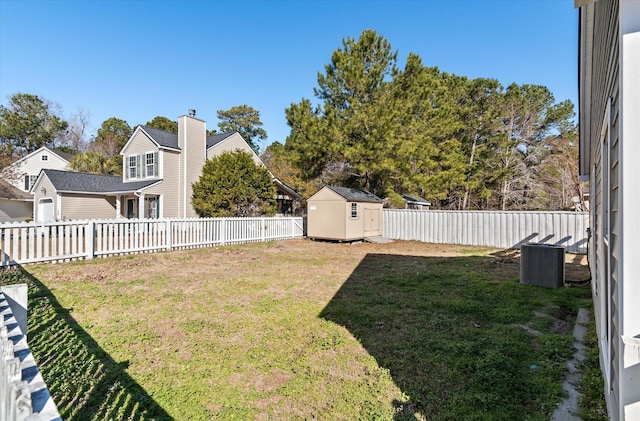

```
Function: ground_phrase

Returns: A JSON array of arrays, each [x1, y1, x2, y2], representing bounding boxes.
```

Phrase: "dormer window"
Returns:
[[41, 154, 48, 161]]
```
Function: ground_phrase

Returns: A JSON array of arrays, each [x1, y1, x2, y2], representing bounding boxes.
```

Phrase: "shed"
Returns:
[[307, 186, 384, 241], [402, 194, 431, 210]]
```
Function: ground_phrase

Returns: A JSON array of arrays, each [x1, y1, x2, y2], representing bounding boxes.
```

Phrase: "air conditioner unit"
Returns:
[[520, 243, 565, 288]]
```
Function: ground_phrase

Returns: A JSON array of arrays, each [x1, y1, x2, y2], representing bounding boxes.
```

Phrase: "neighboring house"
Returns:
[[0, 146, 73, 222], [2, 146, 73, 192], [402, 194, 431, 210], [577, 1, 640, 420], [0, 180, 32, 223], [307, 186, 383, 241], [31, 110, 300, 221]]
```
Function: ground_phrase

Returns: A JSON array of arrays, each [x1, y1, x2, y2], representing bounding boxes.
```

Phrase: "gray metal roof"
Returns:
[[206, 132, 236, 149], [43, 169, 158, 194], [402, 194, 431, 205], [327, 186, 383, 203], [139, 126, 180, 150]]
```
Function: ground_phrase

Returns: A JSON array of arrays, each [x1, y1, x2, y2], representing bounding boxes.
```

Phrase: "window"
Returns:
[[41, 154, 48, 161], [351, 203, 358, 218], [128, 156, 138, 179], [145, 196, 159, 219], [24, 174, 38, 191], [145, 152, 158, 177], [126, 153, 158, 180]]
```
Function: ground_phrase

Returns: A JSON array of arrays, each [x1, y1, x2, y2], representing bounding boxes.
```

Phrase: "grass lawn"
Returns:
[[1, 239, 600, 420]]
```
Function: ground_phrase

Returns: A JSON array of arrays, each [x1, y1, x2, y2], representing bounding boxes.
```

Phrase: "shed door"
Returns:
[[364, 207, 379, 234], [38, 198, 54, 222]]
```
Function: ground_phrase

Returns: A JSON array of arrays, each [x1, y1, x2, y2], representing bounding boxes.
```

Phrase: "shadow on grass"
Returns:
[[319, 252, 591, 421], [0, 265, 172, 421]]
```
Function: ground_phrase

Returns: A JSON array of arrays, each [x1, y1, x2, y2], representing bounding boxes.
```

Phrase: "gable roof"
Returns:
[[273, 178, 302, 200], [138, 125, 180, 150], [41, 169, 159, 194], [0, 179, 32, 200], [326, 186, 383, 203], [402, 194, 431, 205], [6, 145, 74, 169], [206, 132, 236, 149]]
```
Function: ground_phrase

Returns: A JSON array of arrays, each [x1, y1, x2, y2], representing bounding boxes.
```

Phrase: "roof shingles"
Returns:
[[43, 169, 158, 193], [139, 126, 180, 150], [327, 186, 383, 203]]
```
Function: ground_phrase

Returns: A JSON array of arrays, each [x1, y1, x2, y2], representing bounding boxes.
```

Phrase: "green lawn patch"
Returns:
[[1, 240, 596, 420]]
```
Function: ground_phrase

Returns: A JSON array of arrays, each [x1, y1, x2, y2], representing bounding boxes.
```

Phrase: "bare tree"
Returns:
[[61, 108, 91, 152]]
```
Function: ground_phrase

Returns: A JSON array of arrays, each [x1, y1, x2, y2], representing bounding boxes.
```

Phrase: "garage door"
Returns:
[[38, 198, 54, 222]]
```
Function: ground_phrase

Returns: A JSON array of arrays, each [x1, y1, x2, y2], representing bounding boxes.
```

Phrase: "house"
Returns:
[[2, 146, 73, 192], [0, 146, 74, 222], [401, 194, 431, 210], [0, 180, 32, 223], [31, 110, 300, 221], [32, 169, 160, 221], [307, 186, 383, 241], [576, 0, 640, 419]]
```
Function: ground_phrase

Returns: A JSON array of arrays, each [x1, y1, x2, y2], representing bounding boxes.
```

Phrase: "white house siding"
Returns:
[[59, 194, 116, 220], [619, 3, 640, 419], [579, 0, 640, 419], [179, 115, 206, 218]]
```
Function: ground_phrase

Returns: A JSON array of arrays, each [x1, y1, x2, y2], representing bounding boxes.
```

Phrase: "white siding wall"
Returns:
[[619, 4, 640, 419]]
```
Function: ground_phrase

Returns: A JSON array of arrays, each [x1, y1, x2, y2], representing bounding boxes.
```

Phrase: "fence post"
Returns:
[[261, 217, 266, 242], [220, 218, 226, 246], [86, 220, 95, 260], [166, 220, 172, 251]]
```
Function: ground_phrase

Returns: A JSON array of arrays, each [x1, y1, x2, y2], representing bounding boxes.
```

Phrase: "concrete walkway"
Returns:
[[551, 308, 590, 421]]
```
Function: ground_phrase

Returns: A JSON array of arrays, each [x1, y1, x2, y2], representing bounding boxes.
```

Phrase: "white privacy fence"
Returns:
[[383, 210, 589, 253], [0, 217, 304, 266]]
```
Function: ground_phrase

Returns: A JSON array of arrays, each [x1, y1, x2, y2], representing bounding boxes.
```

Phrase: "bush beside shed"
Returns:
[[307, 186, 383, 241]]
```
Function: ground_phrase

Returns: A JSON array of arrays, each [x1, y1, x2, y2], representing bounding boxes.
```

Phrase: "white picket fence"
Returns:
[[383, 210, 589, 253], [0, 217, 304, 266]]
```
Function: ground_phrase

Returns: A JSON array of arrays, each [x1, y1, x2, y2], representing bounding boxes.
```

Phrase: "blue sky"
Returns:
[[0, 0, 578, 151]]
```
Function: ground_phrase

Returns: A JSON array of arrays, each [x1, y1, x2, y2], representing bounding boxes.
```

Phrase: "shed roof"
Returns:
[[42, 169, 159, 194], [326, 186, 383, 203], [402, 194, 431, 205]]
